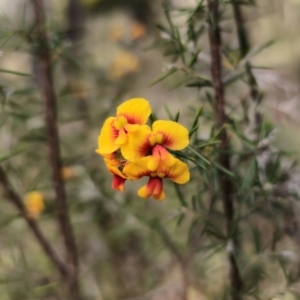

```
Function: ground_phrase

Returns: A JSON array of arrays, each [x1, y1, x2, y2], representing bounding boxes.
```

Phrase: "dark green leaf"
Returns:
[[241, 159, 257, 190], [188, 146, 211, 165], [149, 68, 177, 86], [186, 0, 205, 23], [155, 24, 173, 37], [205, 220, 227, 240], [191, 106, 203, 129], [213, 162, 236, 177]]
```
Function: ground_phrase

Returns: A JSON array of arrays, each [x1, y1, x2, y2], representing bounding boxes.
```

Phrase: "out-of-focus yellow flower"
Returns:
[[24, 191, 45, 219], [130, 22, 146, 40], [108, 25, 124, 42], [61, 167, 75, 180], [110, 51, 140, 80]]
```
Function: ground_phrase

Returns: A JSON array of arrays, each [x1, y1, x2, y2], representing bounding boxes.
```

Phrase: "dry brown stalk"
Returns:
[[207, 1, 242, 299], [29, 0, 81, 298]]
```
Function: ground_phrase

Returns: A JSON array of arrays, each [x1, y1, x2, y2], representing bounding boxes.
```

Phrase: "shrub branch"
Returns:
[[0, 166, 69, 278], [207, 1, 242, 299], [30, 0, 81, 298]]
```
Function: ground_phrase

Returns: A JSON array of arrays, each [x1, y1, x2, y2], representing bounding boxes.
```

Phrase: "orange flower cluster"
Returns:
[[96, 98, 190, 201]]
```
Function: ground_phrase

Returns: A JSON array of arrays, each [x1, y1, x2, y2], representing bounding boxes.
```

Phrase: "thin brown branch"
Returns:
[[29, 0, 81, 298], [66, 0, 85, 41], [0, 166, 68, 278], [207, 1, 242, 299]]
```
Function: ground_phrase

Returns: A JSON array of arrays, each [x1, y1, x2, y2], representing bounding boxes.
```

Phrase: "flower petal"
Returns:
[[153, 120, 189, 150], [105, 161, 127, 179], [138, 185, 152, 199], [148, 145, 176, 171], [117, 98, 151, 125], [124, 124, 140, 133], [137, 177, 163, 199], [159, 159, 190, 184], [120, 125, 152, 162], [97, 117, 119, 155], [114, 128, 127, 145], [123, 157, 151, 179], [152, 177, 164, 199], [147, 155, 160, 171]]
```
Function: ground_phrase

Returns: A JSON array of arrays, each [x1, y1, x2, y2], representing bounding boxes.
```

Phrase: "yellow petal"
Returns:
[[103, 154, 128, 179], [124, 123, 139, 133], [149, 145, 176, 171], [114, 128, 127, 145], [159, 159, 190, 184], [164, 152, 176, 167], [120, 125, 151, 162], [147, 156, 160, 171], [106, 163, 127, 179], [123, 157, 151, 179], [138, 185, 152, 199], [97, 117, 119, 155], [117, 98, 151, 125], [113, 115, 127, 130], [103, 155, 119, 167], [152, 120, 189, 150]]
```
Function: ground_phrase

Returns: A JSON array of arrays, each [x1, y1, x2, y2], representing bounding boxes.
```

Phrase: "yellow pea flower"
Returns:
[[96, 98, 191, 200]]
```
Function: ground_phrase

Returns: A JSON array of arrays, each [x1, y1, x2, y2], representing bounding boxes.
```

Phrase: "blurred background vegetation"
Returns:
[[1, 0, 300, 299]]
